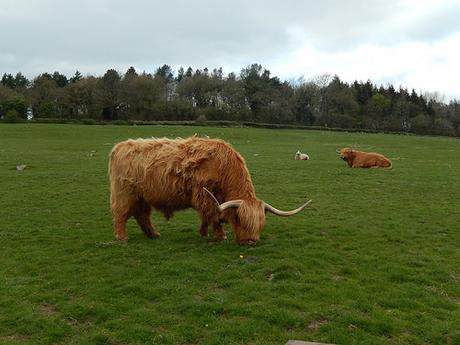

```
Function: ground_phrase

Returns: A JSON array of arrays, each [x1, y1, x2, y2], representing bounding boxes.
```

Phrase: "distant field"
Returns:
[[0, 123, 459, 345]]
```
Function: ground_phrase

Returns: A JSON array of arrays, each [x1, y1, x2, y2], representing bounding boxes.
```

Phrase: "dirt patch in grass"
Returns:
[[95, 240, 127, 248], [306, 319, 329, 332], [0, 335, 29, 343], [39, 303, 59, 317]]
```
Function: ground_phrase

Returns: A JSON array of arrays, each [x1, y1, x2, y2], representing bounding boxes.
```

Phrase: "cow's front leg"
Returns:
[[212, 222, 227, 241], [199, 221, 209, 237]]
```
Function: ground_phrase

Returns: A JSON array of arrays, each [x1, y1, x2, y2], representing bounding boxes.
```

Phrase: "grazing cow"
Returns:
[[294, 150, 309, 160], [109, 137, 311, 245], [338, 147, 392, 168]]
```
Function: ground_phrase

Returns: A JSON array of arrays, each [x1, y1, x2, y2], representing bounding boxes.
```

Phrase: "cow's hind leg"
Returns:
[[112, 203, 130, 241], [113, 215, 129, 241], [133, 199, 160, 239], [111, 188, 134, 241]]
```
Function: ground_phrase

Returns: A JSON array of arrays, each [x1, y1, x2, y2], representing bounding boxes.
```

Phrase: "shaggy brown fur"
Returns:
[[339, 147, 392, 168], [109, 137, 270, 244]]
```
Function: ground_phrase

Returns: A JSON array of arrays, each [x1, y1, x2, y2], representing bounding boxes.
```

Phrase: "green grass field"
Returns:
[[0, 124, 459, 345]]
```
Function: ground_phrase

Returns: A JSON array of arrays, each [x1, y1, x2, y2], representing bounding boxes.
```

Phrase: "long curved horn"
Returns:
[[203, 187, 242, 212], [264, 199, 312, 216], [219, 200, 243, 211]]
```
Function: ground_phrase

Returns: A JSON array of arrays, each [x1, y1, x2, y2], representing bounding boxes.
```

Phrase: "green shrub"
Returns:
[[3, 109, 22, 123], [81, 118, 96, 125], [195, 114, 207, 123]]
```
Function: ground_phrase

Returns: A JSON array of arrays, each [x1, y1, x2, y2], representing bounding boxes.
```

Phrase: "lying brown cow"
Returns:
[[109, 137, 311, 245], [338, 147, 392, 168]]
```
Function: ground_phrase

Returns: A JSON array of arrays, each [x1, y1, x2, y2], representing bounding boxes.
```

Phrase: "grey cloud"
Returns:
[[404, 2, 460, 42], [0, 0, 458, 80]]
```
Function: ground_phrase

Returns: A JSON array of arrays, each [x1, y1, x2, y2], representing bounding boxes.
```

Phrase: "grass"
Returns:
[[0, 123, 459, 345]]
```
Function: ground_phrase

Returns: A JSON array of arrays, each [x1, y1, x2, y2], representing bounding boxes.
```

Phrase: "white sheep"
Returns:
[[294, 150, 309, 160]]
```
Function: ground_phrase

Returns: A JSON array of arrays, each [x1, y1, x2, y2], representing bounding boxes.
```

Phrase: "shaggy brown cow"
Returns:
[[338, 147, 392, 168], [109, 137, 311, 245]]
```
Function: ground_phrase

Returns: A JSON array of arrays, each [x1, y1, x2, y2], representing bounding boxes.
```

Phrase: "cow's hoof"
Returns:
[[150, 230, 161, 239], [239, 239, 257, 246], [116, 235, 129, 241]]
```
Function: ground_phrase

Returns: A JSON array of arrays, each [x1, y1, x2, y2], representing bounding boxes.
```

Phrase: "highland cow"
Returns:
[[338, 147, 392, 168], [109, 137, 311, 245]]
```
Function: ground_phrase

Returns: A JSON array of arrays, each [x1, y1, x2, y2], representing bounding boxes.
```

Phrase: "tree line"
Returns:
[[1, 64, 460, 136]]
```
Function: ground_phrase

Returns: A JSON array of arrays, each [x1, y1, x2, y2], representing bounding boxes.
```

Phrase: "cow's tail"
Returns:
[[108, 144, 120, 178], [108, 147, 116, 177]]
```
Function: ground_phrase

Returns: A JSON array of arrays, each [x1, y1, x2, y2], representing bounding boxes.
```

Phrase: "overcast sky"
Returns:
[[1, 0, 459, 100]]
